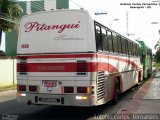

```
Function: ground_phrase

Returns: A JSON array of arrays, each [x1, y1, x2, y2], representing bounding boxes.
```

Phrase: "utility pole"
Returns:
[[126, 11, 129, 36], [126, 11, 135, 37]]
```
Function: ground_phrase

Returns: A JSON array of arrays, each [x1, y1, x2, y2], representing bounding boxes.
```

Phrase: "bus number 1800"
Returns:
[[21, 44, 29, 48]]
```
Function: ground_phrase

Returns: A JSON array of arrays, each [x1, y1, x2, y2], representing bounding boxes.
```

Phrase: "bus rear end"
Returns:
[[17, 10, 97, 106]]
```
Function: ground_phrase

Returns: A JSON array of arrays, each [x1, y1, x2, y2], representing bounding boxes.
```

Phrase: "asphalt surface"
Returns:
[[0, 70, 160, 120]]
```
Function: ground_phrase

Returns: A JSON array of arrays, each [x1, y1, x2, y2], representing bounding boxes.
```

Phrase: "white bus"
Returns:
[[17, 9, 143, 106]]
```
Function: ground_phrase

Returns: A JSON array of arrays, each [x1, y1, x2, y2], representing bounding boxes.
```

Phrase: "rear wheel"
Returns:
[[112, 78, 120, 104], [138, 71, 142, 83]]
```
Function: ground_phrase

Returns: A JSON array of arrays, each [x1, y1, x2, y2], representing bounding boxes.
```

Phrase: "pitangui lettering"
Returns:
[[24, 22, 80, 33]]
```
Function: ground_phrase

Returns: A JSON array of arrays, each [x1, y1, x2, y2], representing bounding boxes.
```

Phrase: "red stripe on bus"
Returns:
[[97, 54, 139, 69], [17, 54, 139, 69], [17, 62, 118, 73], [17, 54, 96, 59]]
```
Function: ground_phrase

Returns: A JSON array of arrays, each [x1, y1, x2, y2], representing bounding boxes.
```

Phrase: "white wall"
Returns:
[[44, 0, 56, 11], [0, 58, 17, 87]]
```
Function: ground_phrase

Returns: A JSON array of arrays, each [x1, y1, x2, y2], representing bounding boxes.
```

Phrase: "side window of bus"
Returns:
[[138, 46, 142, 62], [130, 42, 134, 56], [135, 44, 138, 56], [125, 39, 129, 55], [128, 42, 132, 55], [117, 35, 122, 54], [107, 31, 113, 52], [136, 45, 139, 56], [95, 25, 102, 51], [137, 44, 140, 56], [112, 33, 118, 53], [133, 43, 136, 56], [121, 37, 126, 54], [101, 27, 108, 51]]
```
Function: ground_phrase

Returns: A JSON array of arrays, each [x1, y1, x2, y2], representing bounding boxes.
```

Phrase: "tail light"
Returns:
[[77, 87, 87, 93], [29, 85, 37, 92], [64, 87, 74, 93], [18, 85, 26, 91], [77, 87, 91, 94]]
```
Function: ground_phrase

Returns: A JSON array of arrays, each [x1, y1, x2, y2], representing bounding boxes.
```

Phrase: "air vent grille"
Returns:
[[97, 71, 105, 101]]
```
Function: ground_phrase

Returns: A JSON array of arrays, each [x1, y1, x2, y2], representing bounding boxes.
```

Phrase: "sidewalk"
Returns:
[[0, 90, 16, 102], [118, 69, 160, 115], [136, 70, 160, 114], [0, 85, 16, 92]]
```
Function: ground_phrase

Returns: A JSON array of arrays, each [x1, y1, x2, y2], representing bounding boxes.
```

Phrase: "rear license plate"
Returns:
[[39, 98, 60, 102], [43, 81, 57, 87]]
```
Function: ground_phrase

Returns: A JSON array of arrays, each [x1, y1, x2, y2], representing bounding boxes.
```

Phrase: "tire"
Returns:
[[112, 78, 120, 104], [138, 71, 141, 83]]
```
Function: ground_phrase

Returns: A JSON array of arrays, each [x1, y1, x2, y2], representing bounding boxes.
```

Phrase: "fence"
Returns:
[[0, 58, 17, 87]]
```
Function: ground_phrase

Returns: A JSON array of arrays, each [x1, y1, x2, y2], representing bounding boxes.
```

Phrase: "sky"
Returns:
[[70, 0, 160, 53], [1, 0, 160, 53]]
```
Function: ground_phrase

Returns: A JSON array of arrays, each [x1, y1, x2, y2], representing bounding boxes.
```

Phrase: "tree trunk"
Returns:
[[0, 29, 2, 48]]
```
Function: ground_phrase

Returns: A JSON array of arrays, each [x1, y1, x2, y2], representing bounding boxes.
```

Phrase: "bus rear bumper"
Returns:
[[17, 93, 95, 107]]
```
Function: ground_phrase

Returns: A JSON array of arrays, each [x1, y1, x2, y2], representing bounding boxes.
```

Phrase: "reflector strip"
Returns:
[[61, 86, 64, 93], [18, 93, 26, 97], [87, 87, 90, 94], [76, 96, 87, 100]]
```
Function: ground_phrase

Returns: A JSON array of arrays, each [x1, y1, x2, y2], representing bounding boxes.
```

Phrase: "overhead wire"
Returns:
[[69, 0, 84, 8]]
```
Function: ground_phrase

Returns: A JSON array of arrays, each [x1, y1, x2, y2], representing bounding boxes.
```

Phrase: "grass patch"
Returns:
[[153, 62, 160, 67], [0, 84, 17, 92]]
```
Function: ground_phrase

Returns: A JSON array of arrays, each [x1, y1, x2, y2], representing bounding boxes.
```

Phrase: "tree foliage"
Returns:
[[0, 0, 23, 47], [0, 0, 23, 31], [155, 50, 160, 62], [154, 40, 160, 51]]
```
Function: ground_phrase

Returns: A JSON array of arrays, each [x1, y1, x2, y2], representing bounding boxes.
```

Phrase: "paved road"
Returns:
[[0, 71, 159, 120], [0, 85, 142, 120]]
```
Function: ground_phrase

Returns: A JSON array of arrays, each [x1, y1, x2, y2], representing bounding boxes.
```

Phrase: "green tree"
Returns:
[[0, 0, 23, 48], [154, 40, 160, 51], [155, 50, 160, 62]]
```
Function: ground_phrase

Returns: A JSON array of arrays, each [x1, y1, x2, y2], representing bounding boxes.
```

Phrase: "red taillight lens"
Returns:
[[29, 85, 37, 92], [64, 87, 74, 93], [77, 87, 87, 93], [18, 85, 26, 91]]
